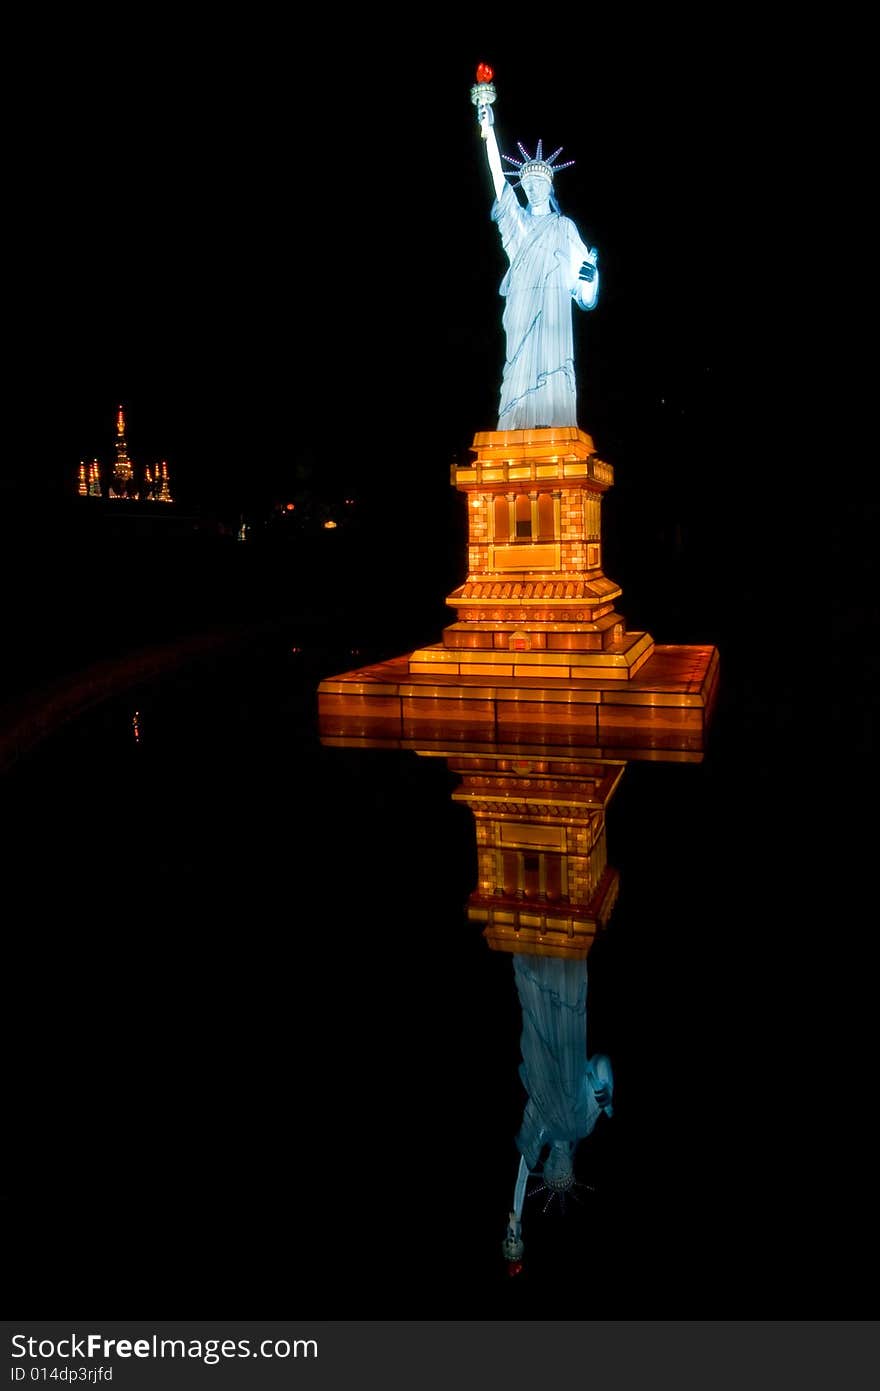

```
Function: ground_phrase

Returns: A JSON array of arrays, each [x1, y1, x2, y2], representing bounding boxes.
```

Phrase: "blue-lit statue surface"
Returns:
[[473, 74, 599, 431], [502, 953, 613, 1264]]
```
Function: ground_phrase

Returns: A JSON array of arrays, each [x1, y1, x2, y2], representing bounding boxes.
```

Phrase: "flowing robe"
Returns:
[[492, 181, 598, 431], [512, 953, 611, 1171]]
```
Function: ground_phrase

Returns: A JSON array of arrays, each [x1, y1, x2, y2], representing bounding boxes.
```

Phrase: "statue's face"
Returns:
[[522, 173, 552, 207]]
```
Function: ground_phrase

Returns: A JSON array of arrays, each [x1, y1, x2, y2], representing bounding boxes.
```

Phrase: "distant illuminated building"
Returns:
[[108, 403, 136, 499], [156, 460, 172, 503], [78, 405, 173, 504], [142, 459, 172, 502]]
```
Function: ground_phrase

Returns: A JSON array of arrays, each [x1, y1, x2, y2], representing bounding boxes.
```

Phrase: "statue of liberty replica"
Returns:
[[472, 63, 599, 430], [470, 67, 614, 1273], [319, 66, 718, 1272], [318, 65, 718, 1276]]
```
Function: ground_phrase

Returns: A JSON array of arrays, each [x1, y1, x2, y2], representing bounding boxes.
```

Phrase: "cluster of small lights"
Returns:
[[77, 407, 172, 502]]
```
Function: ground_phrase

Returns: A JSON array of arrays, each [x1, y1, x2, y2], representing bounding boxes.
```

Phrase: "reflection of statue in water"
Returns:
[[503, 954, 613, 1267], [473, 68, 599, 430]]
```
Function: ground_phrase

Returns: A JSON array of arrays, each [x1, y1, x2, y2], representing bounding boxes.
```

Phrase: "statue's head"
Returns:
[[521, 169, 553, 207], [502, 140, 575, 207]]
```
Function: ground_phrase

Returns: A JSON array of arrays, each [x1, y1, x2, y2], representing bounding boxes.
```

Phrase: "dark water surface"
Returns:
[[2, 621, 873, 1318]]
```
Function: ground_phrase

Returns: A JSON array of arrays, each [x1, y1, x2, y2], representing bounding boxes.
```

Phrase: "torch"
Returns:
[[470, 61, 496, 138]]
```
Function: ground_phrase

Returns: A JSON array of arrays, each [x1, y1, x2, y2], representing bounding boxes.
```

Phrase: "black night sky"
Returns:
[[9, 29, 753, 514], [5, 25, 791, 675]]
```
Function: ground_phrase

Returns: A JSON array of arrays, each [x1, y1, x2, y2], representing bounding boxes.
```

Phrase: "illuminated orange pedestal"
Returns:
[[418, 427, 652, 681], [318, 724, 708, 959], [320, 426, 717, 748], [319, 645, 718, 752], [449, 751, 624, 960]]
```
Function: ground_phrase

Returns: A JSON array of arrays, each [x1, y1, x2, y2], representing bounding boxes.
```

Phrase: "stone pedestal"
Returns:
[[410, 427, 654, 681], [318, 425, 718, 745]]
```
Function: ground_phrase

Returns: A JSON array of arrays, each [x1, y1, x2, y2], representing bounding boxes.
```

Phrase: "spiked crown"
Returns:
[[502, 139, 575, 186]]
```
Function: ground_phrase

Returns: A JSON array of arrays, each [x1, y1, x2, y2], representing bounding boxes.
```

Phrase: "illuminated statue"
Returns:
[[472, 67, 599, 431]]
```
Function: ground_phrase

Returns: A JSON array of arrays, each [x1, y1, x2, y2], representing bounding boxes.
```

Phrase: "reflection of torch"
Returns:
[[470, 61, 496, 138]]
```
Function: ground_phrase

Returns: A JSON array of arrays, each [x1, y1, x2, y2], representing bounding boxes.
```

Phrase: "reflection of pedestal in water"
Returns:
[[450, 751, 624, 959]]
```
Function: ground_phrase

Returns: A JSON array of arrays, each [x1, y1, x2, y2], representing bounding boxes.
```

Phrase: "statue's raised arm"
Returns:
[[470, 64, 599, 432], [471, 64, 506, 200]]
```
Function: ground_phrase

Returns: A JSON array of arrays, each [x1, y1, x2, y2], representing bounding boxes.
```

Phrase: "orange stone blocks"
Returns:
[[317, 426, 719, 757]]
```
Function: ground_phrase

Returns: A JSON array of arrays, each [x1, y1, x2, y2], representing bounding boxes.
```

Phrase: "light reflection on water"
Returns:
[[2, 630, 867, 1316]]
